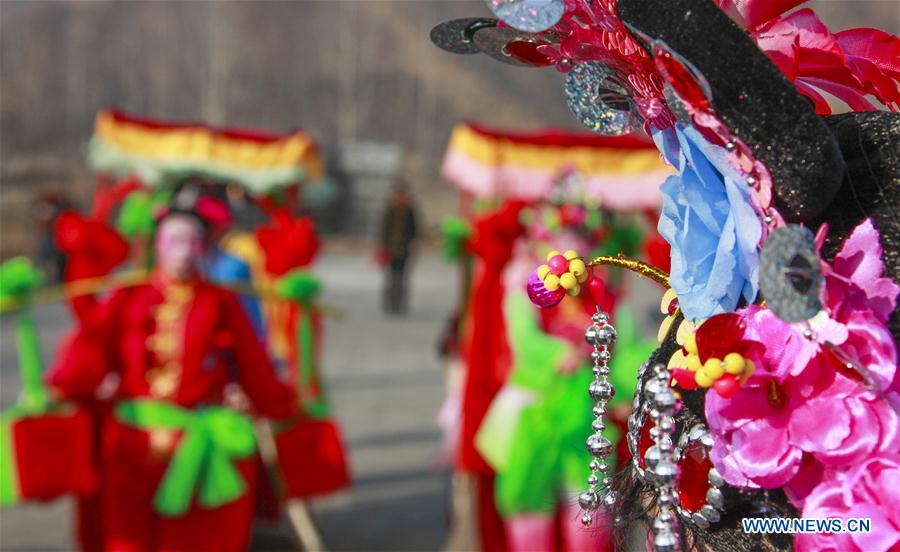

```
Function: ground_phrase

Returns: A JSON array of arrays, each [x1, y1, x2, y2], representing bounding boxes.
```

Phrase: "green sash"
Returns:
[[114, 400, 256, 517]]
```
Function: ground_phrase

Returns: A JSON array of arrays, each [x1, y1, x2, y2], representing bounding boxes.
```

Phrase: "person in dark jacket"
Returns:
[[380, 183, 418, 315]]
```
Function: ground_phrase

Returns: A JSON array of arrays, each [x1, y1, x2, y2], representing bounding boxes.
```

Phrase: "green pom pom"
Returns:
[[275, 270, 321, 303], [117, 191, 156, 238], [441, 216, 471, 261], [0, 257, 43, 300]]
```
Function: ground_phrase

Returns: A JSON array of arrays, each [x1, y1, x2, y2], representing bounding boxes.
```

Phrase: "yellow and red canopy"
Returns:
[[88, 109, 323, 194], [441, 122, 672, 210]]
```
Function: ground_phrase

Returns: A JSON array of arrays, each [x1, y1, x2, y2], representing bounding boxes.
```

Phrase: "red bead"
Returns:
[[586, 277, 606, 306], [677, 441, 713, 512], [548, 255, 569, 276], [713, 374, 740, 398], [667, 298, 679, 316]]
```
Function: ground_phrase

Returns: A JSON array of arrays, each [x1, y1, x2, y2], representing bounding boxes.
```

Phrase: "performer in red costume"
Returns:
[[49, 196, 297, 552]]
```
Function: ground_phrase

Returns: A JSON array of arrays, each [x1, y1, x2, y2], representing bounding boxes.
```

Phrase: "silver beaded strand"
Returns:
[[578, 308, 617, 527], [644, 363, 681, 552]]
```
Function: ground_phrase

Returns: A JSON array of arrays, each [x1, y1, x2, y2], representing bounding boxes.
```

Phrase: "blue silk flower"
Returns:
[[654, 124, 762, 322]]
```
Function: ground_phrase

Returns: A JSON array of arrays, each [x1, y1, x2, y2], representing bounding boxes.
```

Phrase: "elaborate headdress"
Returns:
[[433, 1, 899, 550]]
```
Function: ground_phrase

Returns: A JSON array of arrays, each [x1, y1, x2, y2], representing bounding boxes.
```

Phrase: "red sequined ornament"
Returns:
[[505, 40, 554, 67], [654, 47, 711, 113], [677, 440, 713, 512], [637, 416, 654, 470]]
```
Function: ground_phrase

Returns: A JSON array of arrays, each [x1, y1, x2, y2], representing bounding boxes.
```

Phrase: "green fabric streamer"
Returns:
[[441, 216, 471, 261], [0, 258, 47, 411], [276, 270, 329, 418], [0, 408, 22, 505], [115, 400, 256, 517], [116, 191, 156, 239]]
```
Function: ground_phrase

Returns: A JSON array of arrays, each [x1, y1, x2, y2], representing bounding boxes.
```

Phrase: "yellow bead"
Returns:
[[702, 358, 725, 379], [546, 250, 561, 262], [695, 371, 714, 388], [686, 354, 702, 372], [559, 272, 577, 290], [566, 283, 581, 296], [683, 334, 698, 355], [660, 288, 678, 314], [569, 258, 586, 276], [544, 274, 560, 291], [724, 353, 745, 375], [576, 270, 589, 283], [563, 249, 579, 261], [537, 264, 550, 280]]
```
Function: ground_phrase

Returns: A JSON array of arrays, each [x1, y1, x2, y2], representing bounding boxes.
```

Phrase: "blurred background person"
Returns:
[[379, 182, 418, 315]]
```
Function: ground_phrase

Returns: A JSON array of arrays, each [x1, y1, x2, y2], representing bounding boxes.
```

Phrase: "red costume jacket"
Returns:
[[50, 274, 296, 552]]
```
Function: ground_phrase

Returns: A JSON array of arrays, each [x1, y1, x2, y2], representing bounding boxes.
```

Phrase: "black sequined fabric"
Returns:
[[812, 111, 900, 340], [616, 0, 845, 222]]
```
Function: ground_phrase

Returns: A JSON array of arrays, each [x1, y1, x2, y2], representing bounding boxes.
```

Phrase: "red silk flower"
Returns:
[[54, 210, 129, 282], [255, 211, 320, 276]]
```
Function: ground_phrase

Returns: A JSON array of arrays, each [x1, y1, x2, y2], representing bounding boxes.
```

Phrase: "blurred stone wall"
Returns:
[[1, 0, 897, 257]]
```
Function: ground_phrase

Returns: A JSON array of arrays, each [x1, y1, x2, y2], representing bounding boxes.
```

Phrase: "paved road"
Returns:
[[0, 249, 457, 551]]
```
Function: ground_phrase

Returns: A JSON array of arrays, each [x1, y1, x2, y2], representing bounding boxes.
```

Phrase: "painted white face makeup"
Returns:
[[155, 214, 205, 281]]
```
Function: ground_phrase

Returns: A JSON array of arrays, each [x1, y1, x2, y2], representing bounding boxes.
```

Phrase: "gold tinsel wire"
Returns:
[[586, 254, 670, 288]]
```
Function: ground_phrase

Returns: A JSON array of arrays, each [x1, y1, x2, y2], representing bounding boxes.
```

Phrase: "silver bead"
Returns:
[[653, 390, 677, 416], [587, 474, 598, 486], [651, 363, 668, 378], [652, 516, 674, 534], [585, 324, 616, 347], [589, 380, 614, 401], [591, 418, 606, 432], [658, 416, 675, 433], [592, 311, 609, 324], [725, 141, 736, 151], [747, 175, 757, 187], [700, 505, 721, 523], [658, 437, 674, 453], [591, 349, 611, 364], [707, 487, 724, 509], [649, 426, 661, 440], [644, 445, 663, 469], [653, 529, 679, 552], [592, 365, 610, 377], [692, 512, 710, 529], [644, 378, 666, 399], [578, 489, 600, 511], [650, 459, 678, 485], [592, 405, 605, 417], [708, 468, 725, 488], [657, 492, 675, 507], [589, 460, 601, 471], [656, 511, 675, 524], [603, 491, 619, 508], [581, 512, 593, 527], [586, 434, 613, 458], [596, 462, 609, 473], [601, 477, 612, 488]]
